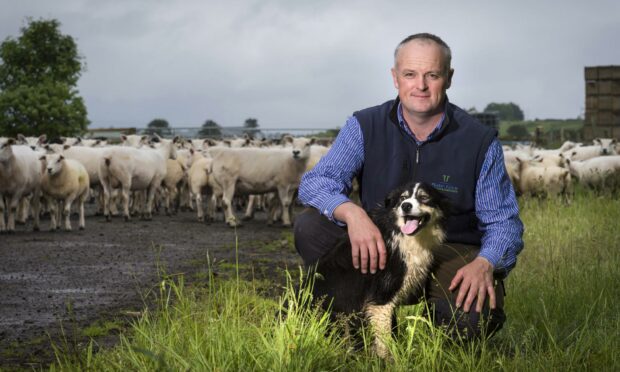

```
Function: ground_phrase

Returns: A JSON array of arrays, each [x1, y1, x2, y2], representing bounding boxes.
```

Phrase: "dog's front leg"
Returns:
[[365, 303, 396, 359]]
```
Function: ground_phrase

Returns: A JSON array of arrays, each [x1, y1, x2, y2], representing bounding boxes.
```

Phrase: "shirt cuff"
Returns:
[[477, 249, 503, 271], [319, 194, 351, 227]]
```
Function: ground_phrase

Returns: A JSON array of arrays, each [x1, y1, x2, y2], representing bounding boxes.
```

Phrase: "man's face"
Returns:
[[391, 40, 453, 118]]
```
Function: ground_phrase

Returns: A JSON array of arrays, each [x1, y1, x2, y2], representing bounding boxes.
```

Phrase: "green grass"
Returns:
[[50, 192, 620, 371], [499, 119, 583, 138]]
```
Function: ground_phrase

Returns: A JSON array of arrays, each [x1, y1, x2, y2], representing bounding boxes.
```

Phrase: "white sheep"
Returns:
[[120, 134, 150, 148], [593, 138, 618, 155], [206, 136, 315, 227], [0, 139, 42, 232], [40, 153, 90, 231], [187, 149, 214, 222], [516, 157, 572, 201], [161, 155, 189, 216], [17, 134, 47, 151], [564, 143, 607, 161], [567, 155, 620, 191], [99, 136, 178, 221]]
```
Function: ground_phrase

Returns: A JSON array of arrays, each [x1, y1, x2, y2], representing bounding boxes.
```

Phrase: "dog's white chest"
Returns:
[[393, 236, 434, 299]]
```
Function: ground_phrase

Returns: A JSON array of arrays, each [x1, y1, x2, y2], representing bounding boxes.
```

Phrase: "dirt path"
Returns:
[[0, 207, 303, 368]]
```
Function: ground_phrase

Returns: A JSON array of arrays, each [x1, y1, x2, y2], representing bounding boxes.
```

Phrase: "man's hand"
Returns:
[[334, 202, 386, 274], [448, 256, 496, 313]]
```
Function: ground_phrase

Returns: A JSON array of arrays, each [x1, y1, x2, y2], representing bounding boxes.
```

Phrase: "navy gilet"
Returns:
[[354, 97, 497, 246]]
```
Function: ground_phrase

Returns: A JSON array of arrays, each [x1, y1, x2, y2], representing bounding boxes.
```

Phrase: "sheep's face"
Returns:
[[0, 138, 16, 162], [43, 154, 65, 176], [283, 136, 316, 160]]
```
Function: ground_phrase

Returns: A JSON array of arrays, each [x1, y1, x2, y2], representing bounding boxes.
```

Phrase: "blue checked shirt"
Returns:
[[298, 104, 524, 273]]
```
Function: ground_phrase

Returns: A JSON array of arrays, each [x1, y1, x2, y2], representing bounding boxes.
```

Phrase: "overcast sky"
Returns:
[[1, 0, 619, 130]]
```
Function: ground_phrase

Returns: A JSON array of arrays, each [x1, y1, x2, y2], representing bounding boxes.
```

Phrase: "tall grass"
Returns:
[[50, 192, 620, 371]]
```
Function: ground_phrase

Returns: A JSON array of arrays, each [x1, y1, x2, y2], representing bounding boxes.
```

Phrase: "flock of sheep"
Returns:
[[504, 137, 620, 200], [0, 133, 327, 233], [1, 132, 619, 234]]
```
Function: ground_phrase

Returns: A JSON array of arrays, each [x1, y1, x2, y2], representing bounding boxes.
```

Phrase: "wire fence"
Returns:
[[85, 126, 338, 140]]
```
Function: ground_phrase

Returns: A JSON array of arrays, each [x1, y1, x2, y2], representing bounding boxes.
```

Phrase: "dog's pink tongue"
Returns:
[[401, 219, 419, 235]]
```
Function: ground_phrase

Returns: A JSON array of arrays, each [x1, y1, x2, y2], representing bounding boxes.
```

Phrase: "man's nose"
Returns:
[[414, 75, 427, 90]]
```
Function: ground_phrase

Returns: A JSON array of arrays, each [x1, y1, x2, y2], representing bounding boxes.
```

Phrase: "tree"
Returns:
[[484, 102, 524, 121], [243, 117, 259, 137], [198, 119, 221, 138], [0, 18, 88, 137], [145, 118, 170, 136]]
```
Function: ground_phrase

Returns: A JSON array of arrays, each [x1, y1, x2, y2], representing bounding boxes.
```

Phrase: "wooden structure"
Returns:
[[471, 112, 499, 131], [584, 65, 620, 140]]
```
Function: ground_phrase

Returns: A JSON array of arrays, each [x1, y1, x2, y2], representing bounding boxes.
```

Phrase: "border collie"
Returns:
[[309, 181, 448, 358]]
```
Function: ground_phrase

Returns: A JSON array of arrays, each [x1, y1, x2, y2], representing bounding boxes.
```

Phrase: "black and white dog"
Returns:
[[309, 181, 448, 358]]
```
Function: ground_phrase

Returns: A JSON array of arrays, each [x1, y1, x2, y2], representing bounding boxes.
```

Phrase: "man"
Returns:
[[295, 33, 524, 339]]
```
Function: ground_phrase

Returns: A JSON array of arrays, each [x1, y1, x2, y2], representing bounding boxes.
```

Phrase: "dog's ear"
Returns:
[[384, 187, 404, 208], [421, 183, 453, 216]]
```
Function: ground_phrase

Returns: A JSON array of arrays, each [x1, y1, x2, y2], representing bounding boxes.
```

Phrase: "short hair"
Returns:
[[394, 33, 452, 73]]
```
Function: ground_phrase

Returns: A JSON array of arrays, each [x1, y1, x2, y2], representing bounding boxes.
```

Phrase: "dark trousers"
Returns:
[[294, 208, 506, 341]]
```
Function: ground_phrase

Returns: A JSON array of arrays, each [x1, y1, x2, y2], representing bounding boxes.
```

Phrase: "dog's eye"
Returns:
[[418, 194, 429, 203], [400, 194, 408, 201]]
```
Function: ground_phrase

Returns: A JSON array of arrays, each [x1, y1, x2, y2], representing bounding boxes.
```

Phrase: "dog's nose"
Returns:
[[401, 202, 412, 213]]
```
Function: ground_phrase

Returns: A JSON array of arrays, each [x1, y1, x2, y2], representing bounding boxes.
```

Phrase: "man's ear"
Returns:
[[391, 67, 399, 89], [446, 68, 454, 89]]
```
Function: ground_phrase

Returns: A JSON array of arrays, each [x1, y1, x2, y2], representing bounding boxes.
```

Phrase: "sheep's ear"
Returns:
[[594, 138, 601, 145], [120, 135, 127, 141], [39, 134, 47, 144], [172, 136, 180, 143], [7, 138, 16, 145], [76, 137, 82, 144], [39, 155, 46, 161], [63, 144, 70, 150], [282, 135, 293, 144], [223, 140, 231, 147], [17, 133, 26, 142], [189, 148, 195, 155], [59, 155, 65, 161], [309, 137, 317, 145]]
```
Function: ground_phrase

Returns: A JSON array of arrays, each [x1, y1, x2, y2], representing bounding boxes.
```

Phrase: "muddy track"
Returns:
[[0, 206, 303, 368]]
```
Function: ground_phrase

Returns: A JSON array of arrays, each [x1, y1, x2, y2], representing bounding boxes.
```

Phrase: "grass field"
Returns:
[[51, 191, 619, 371]]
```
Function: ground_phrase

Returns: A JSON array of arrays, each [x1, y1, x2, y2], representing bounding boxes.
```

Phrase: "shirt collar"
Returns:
[[397, 99, 448, 145]]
